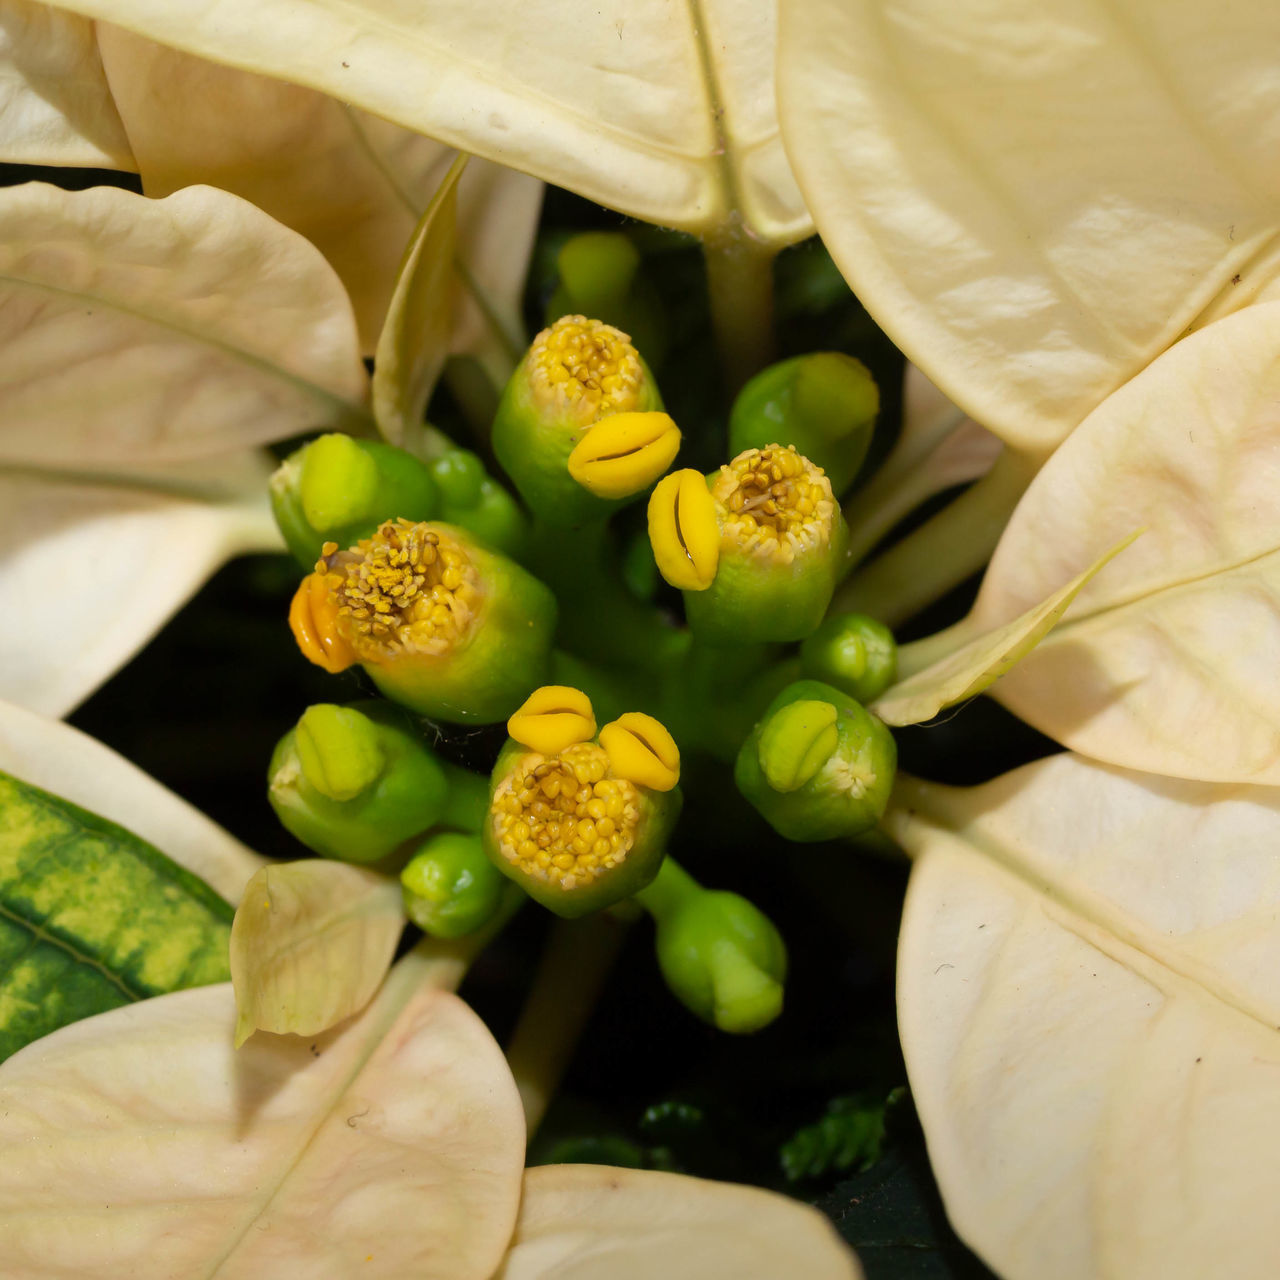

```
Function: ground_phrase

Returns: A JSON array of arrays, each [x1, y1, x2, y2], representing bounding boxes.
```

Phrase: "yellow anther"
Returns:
[[567, 411, 681, 499], [319, 520, 481, 663], [599, 712, 680, 792], [491, 743, 641, 890], [712, 444, 835, 566], [647, 469, 720, 591], [507, 685, 597, 755], [289, 573, 358, 674], [527, 315, 644, 425]]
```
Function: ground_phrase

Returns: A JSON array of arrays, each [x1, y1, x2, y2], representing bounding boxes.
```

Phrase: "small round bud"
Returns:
[[269, 434, 439, 568], [736, 680, 897, 842], [268, 701, 450, 864], [800, 612, 898, 704], [401, 832, 509, 939], [729, 353, 878, 494], [639, 861, 787, 1035]]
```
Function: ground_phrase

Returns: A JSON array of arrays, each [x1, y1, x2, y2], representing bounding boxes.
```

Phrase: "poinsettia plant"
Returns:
[[1, 1, 1278, 1277]]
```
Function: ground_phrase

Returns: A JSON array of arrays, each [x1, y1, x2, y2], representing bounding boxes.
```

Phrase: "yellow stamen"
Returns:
[[507, 685, 597, 755], [712, 444, 834, 566], [315, 520, 481, 664], [491, 743, 641, 890], [289, 572, 358, 673], [527, 315, 644, 425], [647, 468, 720, 591], [567, 410, 681, 499], [599, 712, 680, 792]]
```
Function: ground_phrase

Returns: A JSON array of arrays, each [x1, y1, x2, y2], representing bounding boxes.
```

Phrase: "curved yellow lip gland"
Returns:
[[507, 685, 597, 755], [567, 411, 681, 499], [712, 443, 835, 566], [492, 743, 641, 891], [527, 315, 645, 426], [647, 469, 720, 591], [289, 573, 358, 674], [317, 521, 481, 664], [599, 713, 680, 792]]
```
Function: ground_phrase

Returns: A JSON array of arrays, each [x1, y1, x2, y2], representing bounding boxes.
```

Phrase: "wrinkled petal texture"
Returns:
[[890, 753, 1280, 1280], [0, 181, 368, 467], [231, 860, 404, 1046], [0, 452, 279, 716], [95, 24, 459, 350], [0, 952, 525, 1278], [778, 0, 1280, 452], [0, 699, 264, 903], [497, 1164, 862, 1279], [0, 0, 133, 167], [970, 302, 1280, 782], [40, 0, 807, 241]]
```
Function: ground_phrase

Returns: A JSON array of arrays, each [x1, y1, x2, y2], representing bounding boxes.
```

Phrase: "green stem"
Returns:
[[529, 518, 686, 676], [703, 232, 776, 393], [831, 450, 1037, 627], [504, 912, 632, 1136], [438, 762, 490, 833], [633, 855, 700, 918], [670, 635, 790, 760]]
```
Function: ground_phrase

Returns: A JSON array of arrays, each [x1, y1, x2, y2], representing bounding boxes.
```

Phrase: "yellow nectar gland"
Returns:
[[491, 743, 641, 892], [528, 315, 644, 425], [316, 520, 481, 664], [712, 444, 835, 565]]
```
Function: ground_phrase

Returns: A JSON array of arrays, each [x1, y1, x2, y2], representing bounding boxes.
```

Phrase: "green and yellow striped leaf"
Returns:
[[0, 770, 232, 1061]]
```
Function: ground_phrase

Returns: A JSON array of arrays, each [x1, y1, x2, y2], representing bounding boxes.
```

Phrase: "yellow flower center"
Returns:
[[712, 444, 835, 565], [491, 743, 641, 891], [528, 315, 644, 424], [318, 520, 481, 662]]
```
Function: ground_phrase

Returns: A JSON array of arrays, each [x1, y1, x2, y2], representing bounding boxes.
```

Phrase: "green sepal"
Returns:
[[481, 739, 681, 918], [267, 699, 449, 864], [735, 679, 896, 842], [636, 860, 786, 1034], [728, 353, 878, 494], [683, 502, 849, 644], [362, 524, 558, 724], [800, 612, 898, 704], [401, 831, 511, 938], [270, 434, 439, 567], [491, 345, 664, 529]]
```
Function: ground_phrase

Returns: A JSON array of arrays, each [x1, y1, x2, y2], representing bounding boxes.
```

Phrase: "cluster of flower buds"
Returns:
[[263, 309, 905, 1035]]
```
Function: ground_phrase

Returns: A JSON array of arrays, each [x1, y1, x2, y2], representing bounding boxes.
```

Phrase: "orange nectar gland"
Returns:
[[528, 315, 645, 425], [713, 444, 835, 565], [290, 520, 481, 671], [492, 744, 641, 892]]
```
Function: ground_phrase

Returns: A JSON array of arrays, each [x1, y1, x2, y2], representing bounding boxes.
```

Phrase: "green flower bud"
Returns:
[[800, 613, 898, 704], [735, 679, 896, 842], [492, 314, 666, 527], [649, 445, 848, 644], [290, 520, 557, 724], [728, 353, 878, 495], [401, 832, 510, 938], [427, 449, 530, 559], [636, 859, 786, 1034], [547, 233, 668, 370], [269, 434, 439, 568], [482, 691, 682, 918], [267, 701, 449, 864]]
